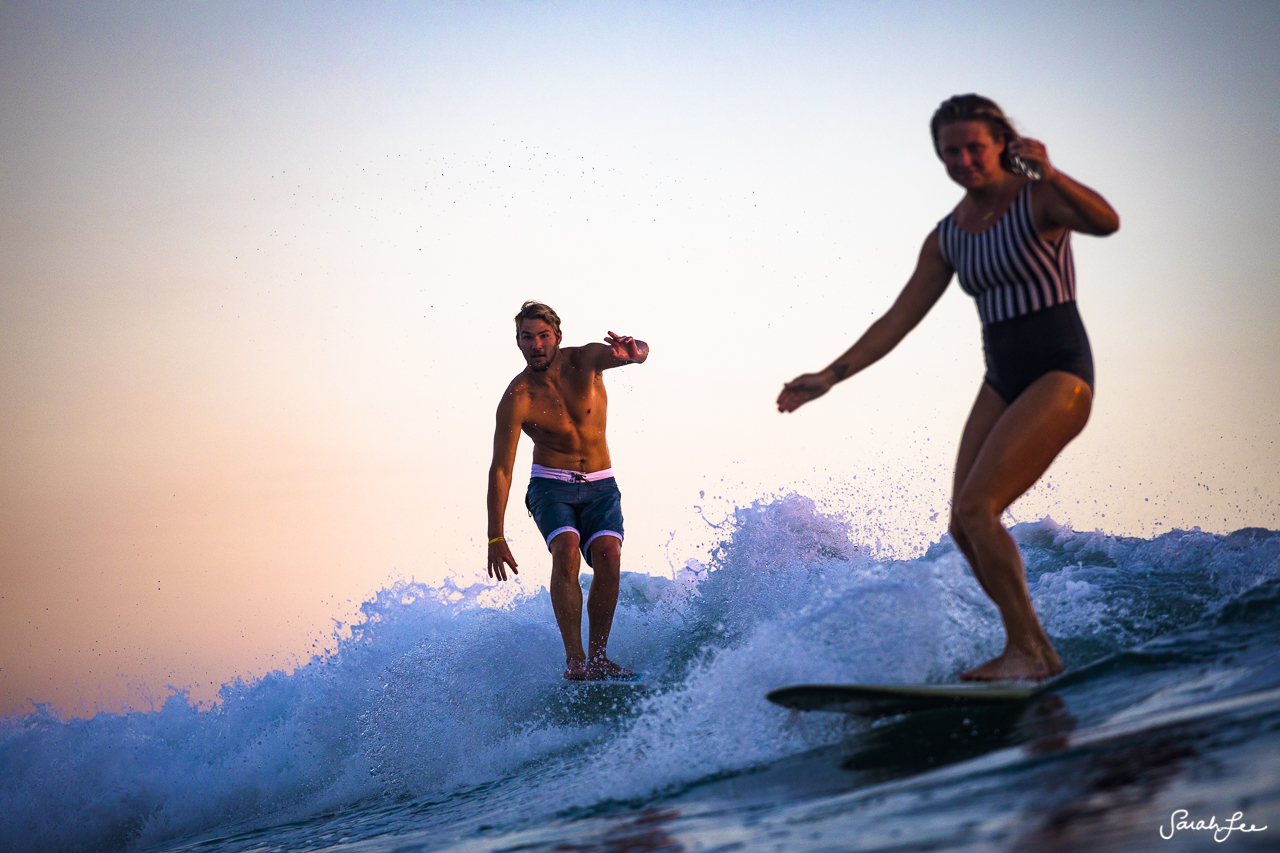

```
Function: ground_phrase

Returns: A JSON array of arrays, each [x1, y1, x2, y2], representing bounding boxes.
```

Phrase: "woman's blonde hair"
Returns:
[[930, 94, 1023, 173]]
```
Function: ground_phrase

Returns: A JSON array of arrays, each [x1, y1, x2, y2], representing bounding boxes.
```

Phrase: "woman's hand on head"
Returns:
[[1007, 137, 1057, 181]]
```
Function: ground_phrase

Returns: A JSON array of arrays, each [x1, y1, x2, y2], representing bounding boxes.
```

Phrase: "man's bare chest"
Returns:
[[522, 378, 604, 434]]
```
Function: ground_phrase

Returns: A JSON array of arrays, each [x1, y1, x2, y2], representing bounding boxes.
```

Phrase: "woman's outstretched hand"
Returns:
[[777, 371, 835, 413]]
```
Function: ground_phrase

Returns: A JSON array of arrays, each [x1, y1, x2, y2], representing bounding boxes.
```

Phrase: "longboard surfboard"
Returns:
[[561, 672, 646, 686], [766, 679, 1061, 717]]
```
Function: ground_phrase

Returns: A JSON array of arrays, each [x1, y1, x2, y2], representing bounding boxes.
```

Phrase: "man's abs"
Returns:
[[520, 367, 610, 470], [524, 426, 612, 473]]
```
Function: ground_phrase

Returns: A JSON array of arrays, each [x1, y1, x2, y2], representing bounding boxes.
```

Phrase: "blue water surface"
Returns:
[[3, 495, 1278, 852]]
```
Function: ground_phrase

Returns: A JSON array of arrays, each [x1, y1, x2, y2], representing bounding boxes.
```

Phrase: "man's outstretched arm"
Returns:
[[487, 388, 524, 581]]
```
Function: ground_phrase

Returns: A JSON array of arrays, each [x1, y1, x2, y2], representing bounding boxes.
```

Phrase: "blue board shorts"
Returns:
[[525, 475, 624, 568]]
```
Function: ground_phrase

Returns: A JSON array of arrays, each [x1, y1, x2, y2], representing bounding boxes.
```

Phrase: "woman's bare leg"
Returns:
[[950, 383, 1008, 601], [952, 371, 1092, 681]]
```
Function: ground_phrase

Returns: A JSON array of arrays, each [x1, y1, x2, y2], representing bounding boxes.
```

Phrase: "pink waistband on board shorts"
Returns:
[[530, 464, 615, 483]]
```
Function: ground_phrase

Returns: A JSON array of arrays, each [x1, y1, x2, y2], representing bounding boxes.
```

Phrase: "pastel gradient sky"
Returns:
[[2, 1, 1277, 718]]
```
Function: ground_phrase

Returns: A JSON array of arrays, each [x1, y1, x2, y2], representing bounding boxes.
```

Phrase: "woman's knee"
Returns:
[[953, 490, 998, 531]]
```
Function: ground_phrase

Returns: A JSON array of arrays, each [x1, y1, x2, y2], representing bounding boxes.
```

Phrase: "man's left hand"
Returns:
[[605, 331, 645, 363]]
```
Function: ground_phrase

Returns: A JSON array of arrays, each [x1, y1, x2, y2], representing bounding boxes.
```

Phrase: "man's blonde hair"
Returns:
[[514, 300, 562, 336]]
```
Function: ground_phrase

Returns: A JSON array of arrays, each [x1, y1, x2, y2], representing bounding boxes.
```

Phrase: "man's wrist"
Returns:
[[488, 535, 505, 545]]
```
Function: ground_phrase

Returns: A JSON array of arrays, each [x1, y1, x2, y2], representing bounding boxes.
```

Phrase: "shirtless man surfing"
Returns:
[[487, 301, 649, 681]]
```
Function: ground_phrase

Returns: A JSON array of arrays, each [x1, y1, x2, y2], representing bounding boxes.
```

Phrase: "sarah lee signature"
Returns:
[[1161, 809, 1267, 842]]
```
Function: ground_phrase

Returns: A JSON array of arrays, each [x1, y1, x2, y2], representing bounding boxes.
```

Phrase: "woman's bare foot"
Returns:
[[959, 645, 1063, 682]]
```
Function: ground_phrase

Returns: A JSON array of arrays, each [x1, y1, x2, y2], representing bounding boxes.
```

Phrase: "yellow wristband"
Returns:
[[488, 536, 505, 545]]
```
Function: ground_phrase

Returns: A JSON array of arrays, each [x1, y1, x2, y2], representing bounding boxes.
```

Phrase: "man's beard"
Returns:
[[528, 347, 558, 372]]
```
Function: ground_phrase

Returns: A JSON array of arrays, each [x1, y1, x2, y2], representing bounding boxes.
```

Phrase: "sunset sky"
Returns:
[[2, 1, 1277, 718]]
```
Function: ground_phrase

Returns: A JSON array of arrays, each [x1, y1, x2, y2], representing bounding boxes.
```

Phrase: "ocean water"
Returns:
[[3, 494, 1279, 853]]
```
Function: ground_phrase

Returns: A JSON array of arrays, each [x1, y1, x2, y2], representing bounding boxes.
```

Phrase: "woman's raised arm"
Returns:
[[1009, 138, 1120, 236]]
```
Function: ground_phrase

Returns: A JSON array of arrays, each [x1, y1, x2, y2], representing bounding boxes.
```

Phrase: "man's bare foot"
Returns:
[[585, 657, 637, 681], [959, 646, 1063, 682], [563, 657, 636, 681]]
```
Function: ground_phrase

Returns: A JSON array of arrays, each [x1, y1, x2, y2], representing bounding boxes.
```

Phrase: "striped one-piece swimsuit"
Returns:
[[936, 183, 1094, 403]]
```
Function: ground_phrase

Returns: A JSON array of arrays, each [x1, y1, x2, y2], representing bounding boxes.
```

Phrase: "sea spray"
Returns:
[[2, 494, 1277, 853]]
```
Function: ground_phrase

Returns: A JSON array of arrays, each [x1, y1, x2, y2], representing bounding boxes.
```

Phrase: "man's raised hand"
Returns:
[[488, 540, 519, 582], [605, 331, 646, 363]]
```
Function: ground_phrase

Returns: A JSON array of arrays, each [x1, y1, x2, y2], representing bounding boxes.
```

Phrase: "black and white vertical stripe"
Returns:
[[936, 184, 1076, 325]]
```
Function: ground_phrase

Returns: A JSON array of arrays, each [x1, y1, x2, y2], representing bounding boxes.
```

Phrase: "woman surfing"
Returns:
[[777, 94, 1120, 681]]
